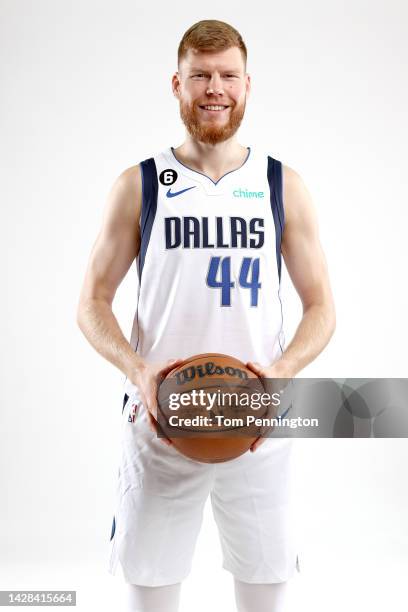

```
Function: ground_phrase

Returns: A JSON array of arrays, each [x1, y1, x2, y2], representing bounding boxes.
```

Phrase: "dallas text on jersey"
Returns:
[[165, 216, 264, 249]]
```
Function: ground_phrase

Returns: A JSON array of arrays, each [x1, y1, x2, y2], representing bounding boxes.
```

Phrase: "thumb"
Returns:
[[158, 358, 184, 380], [145, 393, 158, 420], [164, 357, 184, 371], [247, 361, 262, 371]]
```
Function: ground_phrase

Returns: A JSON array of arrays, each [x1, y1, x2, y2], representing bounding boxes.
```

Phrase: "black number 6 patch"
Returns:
[[159, 168, 178, 186]]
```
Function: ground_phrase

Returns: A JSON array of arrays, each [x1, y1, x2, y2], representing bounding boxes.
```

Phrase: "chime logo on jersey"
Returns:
[[233, 188, 265, 198]]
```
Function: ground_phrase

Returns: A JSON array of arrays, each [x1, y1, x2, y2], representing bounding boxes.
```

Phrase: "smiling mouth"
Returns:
[[199, 105, 230, 112]]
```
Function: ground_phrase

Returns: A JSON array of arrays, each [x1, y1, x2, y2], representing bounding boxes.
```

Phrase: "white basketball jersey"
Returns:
[[124, 146, 286, 396]]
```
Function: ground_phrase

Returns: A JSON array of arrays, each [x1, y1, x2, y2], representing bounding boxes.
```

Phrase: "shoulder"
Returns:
[[281, 163, 303, 190], [109, 164, 142, 208], [265, 157, 312, 223], [265, 156, 302, 190], [282, 164, 313, 213], [104, 164, 142, 227], [114, 164, 142, 194], [280, 163, 317, 225], [114, 153, 163, 193]]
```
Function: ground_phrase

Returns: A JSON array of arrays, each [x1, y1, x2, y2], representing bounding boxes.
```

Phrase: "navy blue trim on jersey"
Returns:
[[139, 158, 159, 279], [170, 146, 251, 186], [110, 515, 116, 541], [267, 157, 285, 281], [122, 393, 129, 414]]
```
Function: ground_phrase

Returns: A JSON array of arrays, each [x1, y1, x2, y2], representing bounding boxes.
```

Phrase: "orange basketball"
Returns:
[[157, 353, 268, 463]]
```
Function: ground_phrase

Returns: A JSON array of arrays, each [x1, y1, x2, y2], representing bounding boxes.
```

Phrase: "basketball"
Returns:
[[157, 353, 269, 463]]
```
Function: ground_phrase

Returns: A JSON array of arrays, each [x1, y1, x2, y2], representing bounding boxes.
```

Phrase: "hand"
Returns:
[[245, 360, 295, 452], [130, 358, 185, 445]]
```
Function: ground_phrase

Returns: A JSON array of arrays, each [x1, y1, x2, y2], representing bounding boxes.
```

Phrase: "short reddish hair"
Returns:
[[178, 20, 247, 68]]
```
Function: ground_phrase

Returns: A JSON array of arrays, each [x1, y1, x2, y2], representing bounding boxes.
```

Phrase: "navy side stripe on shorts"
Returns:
[[267, 157, 285, 281], [110, 515, 116, 541]]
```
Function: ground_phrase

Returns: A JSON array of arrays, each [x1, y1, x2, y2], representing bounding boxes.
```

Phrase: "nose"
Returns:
[[206, 73, 224, 96]]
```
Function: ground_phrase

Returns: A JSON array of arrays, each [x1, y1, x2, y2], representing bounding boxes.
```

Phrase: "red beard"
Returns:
[[179, 98, 246, 145]]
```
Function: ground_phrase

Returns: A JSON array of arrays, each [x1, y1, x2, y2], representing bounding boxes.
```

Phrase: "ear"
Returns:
[[245, 73, 251, 97], [172, 72, 181, 99]]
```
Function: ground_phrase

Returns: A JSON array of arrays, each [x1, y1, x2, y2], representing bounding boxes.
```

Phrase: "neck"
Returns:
[[173, 137, 249, 182]]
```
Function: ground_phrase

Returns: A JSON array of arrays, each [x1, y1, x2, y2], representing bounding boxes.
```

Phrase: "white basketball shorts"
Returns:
[[108, 386, 300, 586]]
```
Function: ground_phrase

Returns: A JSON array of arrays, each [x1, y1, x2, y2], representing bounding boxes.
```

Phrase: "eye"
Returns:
[[191, 74, 206, 79]]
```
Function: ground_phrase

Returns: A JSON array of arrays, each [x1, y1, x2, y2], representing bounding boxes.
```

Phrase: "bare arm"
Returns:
[[76, 165, 144, 380], [248, 164, 336, 380], [278, 164, 336, 375], [247, 165, 336, 451], [77, 166, 184, 440]]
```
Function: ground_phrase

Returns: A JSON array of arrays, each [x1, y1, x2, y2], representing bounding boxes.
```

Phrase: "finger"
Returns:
[[246, 361, 264, 377], [250, 435, 261, 452], [159, 358, 185, 378], [156, 420, 172, 445], [167, 357, 183, 366], [147, 410, 172, 446], [256, 438, 266, 451], [145, 391, 158, 420], [250, 436, 266, 452], [137, 390, 149, 412], [263, 376, 280, 397], [146, 409, 158, 432]]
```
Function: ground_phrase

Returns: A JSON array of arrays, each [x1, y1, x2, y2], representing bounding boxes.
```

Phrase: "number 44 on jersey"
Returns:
[[207, 256, 261, 307]]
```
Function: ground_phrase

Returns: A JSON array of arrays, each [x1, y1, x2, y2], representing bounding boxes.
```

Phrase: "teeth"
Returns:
[[202, 105, 227, 111]]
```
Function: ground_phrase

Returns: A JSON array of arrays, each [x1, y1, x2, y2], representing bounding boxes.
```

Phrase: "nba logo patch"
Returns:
[[128, 402, 139, 423]]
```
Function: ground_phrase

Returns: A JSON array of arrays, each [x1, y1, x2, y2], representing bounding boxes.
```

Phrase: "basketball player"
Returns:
[[77, 20, 335, 612]]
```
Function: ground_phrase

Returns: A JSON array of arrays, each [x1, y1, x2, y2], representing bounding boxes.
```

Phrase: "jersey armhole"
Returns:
[[267, 156, 284, 280], [138, 158, 159, 279]]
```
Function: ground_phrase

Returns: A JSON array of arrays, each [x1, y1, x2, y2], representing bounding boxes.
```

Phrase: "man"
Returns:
[[77, 19, 335, 612]]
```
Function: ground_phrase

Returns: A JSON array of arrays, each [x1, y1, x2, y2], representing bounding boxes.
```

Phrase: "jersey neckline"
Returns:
[[169, 146, 251, 186]]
